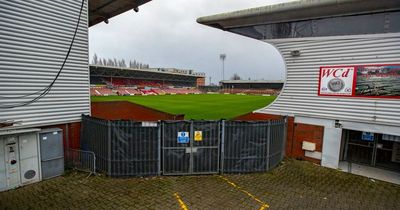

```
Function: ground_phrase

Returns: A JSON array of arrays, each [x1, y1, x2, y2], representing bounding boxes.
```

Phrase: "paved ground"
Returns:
[[1, 159, 399, 210]]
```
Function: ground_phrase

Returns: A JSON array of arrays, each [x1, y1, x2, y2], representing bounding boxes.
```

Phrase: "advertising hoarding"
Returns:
[[318, 66, 355, 96], [318, 64, 400, 98]]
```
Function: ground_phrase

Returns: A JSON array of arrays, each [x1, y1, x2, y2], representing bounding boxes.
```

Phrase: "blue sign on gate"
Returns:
[[361, 132, 374, 142], [177, 132, 190, 143]]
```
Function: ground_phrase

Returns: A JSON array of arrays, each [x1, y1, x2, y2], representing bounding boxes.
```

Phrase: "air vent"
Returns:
[[24, 170, 36, 179]]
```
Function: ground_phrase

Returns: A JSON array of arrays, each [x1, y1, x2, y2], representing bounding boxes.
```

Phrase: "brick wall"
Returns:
[[290, 123, 324, 164], [42, 122, 81, 150]]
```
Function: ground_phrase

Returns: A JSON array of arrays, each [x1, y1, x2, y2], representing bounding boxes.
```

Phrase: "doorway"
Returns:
[[342, 129, 400, 172]]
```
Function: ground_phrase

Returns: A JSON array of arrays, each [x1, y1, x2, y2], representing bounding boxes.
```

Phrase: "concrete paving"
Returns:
[[1, 159, 399, 209], [339, 161, 400, 185]]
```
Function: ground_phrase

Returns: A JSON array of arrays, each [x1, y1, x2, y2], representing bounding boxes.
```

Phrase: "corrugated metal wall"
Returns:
[[0, 1, 89, 128], [257, 34, 400, 126]]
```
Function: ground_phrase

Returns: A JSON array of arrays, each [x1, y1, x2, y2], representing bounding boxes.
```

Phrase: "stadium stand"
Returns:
[[102, 78, 165, 87], [91, 87, 116, 96], [152, 88, 166, 95], [90, 88, 102, 96], [90, 65, 205, 96], [113, 87, 142, 95], [90, 76, 107, 85], [221, 88, 280, 95], [89, 66, 281, 96], [220, 80, 284, 95]]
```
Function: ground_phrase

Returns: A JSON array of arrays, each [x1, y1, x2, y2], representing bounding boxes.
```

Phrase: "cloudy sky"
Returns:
[[89, 0, 295, 84]]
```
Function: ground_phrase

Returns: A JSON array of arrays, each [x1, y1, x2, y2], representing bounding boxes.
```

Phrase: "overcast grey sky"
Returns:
[[89, 0, 295, 84]]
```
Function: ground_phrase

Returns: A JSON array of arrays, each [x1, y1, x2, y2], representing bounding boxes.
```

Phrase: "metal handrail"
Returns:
[[66, 148, 96, 176]]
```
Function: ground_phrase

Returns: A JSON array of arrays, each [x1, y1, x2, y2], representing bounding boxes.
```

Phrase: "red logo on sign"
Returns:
[[321, 68, 351, 78]]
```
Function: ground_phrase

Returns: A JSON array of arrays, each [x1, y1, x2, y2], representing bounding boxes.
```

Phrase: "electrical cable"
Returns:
[[0, 0, 85, 108]]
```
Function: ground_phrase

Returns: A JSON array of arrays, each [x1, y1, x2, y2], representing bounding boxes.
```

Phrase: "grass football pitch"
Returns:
[[91, 94, 276, 120]]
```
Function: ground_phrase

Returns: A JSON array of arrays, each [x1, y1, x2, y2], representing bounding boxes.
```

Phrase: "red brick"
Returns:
[[42, 122, 81, 150], [290, 123, 324, 164], [233, 112, 284, 120]]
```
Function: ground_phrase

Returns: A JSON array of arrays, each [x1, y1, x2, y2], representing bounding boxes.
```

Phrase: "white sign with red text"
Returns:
[[318, 66, 355, 96]]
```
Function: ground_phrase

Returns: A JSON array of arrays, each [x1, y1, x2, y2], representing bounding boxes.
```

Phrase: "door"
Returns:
[[344, 130, 374, 165], [192, 121, 220, 174], [19, 133, 40, 185], [344, 130, 400, 172], [163, 121, 191, 175], [40, 129, 64, 179], [375, 135, 400, 172], [162, 121, 220, 175]]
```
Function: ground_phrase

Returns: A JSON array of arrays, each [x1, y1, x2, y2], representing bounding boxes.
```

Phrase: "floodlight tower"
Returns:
[[219, 54, 226, 81]]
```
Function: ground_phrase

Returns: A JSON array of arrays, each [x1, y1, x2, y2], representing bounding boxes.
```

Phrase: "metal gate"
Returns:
[[81, 115, 287, 176], [162, 121, 220, 175]]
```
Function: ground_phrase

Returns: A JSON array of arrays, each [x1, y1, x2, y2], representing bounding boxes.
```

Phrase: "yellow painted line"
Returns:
[[219, 176, 269, 209], [174, 192, 189, 210]]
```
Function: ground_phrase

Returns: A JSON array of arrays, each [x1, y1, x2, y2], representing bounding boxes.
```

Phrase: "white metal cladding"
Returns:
[[257, 33, 400, 126], [0, 1, 90, 128]]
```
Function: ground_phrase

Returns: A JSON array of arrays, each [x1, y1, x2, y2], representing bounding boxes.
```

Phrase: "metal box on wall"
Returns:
[[39, 128, 64, 179], [0, 129, 41, 192], [18, 132, 41, 185]]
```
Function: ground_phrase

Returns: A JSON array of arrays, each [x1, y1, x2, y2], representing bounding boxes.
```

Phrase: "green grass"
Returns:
[[91, 94, 276, 120]]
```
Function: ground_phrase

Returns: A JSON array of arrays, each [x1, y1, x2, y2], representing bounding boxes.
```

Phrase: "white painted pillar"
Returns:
[[321, 127, 342, 169]]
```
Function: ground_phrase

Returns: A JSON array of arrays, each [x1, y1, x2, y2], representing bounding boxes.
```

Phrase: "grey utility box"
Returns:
[[39, 128, 64, 179]]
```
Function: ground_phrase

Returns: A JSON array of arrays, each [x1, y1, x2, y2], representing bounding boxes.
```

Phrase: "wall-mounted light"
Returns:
[[290, 50, 301, 57]]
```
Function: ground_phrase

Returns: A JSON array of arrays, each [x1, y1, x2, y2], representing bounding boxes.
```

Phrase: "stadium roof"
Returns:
[[90, 65, 205, 78], [197, 0, 400, 39], [89, 0, 151, 26], [220, 80, 284, 84]]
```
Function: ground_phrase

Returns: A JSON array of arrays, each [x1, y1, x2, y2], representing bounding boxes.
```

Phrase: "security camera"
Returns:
[[133, 7, 139, 12]]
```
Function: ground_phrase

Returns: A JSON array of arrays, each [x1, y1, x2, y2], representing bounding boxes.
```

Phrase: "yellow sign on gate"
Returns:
[[194, 131, 203, 141]]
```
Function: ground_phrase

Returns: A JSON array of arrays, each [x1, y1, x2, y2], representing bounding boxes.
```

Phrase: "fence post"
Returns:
[[93, 152, 96, 175], [282, 117, 288, 160], [107, 120, 112, 176], [161, 121, 165, 175], [220, 120, 225, 174], [266, 121, 271, 171], [157, 121, 162, 175], [189, 120, 194, 174]]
